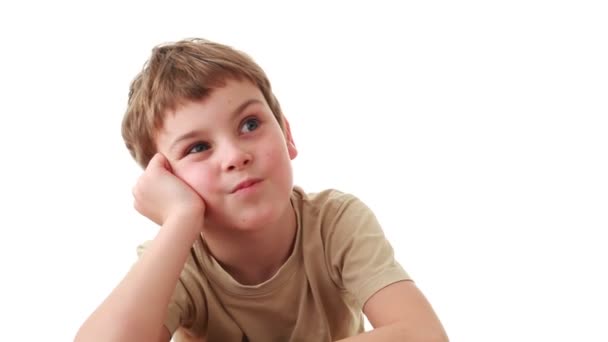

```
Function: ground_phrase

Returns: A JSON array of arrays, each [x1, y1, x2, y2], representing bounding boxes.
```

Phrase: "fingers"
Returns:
[[147, 152, 165, 169], [130, 152, 204, 226], [147, 153, 173, 173]]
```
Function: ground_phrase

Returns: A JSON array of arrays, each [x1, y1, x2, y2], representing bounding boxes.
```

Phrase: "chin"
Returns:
[[226, 203, 284, 231], [236, 206, 281, 230]]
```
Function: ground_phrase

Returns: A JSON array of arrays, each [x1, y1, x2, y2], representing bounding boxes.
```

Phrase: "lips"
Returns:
[[231, 178, 262, 193]]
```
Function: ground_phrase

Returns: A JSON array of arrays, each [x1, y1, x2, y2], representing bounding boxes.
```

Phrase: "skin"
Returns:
[[155, 79, 298, 285], [75, 78, 448, 342]]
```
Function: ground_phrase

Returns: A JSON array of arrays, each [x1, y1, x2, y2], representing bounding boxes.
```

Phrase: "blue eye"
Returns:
[[188, 142, 210, 154], [240, 117, 260, 133]]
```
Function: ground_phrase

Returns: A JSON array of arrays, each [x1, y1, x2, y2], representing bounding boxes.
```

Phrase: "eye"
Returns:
[[187, 142, 211, 155], [240, 117, 260, 133]]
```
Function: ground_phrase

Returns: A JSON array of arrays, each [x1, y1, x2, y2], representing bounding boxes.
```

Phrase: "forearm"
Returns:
[[75, 211, 203, 342], [335, 322, 448, 342]]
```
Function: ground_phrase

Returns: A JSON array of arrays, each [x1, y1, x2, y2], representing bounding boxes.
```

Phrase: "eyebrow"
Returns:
[[169, 98, 263, 152]]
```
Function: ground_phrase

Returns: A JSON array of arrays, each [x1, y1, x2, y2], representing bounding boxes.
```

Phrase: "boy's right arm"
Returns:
[[75, 154, 206, 342]]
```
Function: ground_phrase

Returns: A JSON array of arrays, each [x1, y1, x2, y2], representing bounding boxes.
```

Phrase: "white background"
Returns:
[[0, 1, 606, 341]]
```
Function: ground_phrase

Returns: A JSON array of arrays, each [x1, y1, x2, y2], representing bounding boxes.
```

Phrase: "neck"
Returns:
[[202, 202, 297, 285]]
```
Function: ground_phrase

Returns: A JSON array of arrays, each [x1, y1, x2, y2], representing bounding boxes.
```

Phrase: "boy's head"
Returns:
[[122, 38, 286, 168], [121, 38, 297, 231]]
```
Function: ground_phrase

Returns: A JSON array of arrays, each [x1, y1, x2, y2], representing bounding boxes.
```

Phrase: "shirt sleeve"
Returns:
[[323, 193, 411, 308], [135, 241, 208, 336]]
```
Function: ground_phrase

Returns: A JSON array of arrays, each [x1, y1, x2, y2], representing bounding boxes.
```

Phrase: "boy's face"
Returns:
[[155, 79, 298, 231]]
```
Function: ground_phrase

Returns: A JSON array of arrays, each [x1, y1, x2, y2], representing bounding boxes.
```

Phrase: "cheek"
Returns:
[[174, 163, 216, 196], [262, 140, 293, 177], [262, 144, 285, 167]]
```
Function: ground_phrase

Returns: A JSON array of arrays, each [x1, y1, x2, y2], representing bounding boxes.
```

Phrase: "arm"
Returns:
[[75, 154, 206, 342], [323, 194, 447, 342], [75, 212, 202, 342], [336, 281, 448, 342]]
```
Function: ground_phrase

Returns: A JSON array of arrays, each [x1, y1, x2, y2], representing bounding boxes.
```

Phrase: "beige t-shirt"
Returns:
[[136, 187, 410, 341]]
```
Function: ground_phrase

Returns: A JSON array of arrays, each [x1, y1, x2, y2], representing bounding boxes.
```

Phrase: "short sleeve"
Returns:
[[135, 241, 208, 336], [323, 194, 411, 308]]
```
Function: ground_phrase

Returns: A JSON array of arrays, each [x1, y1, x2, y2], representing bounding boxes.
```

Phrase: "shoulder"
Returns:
[[293, 185, 382, 251], [293, 186, 365, 218], [294, 186, 410, 305], [294, 186, 376, 223]]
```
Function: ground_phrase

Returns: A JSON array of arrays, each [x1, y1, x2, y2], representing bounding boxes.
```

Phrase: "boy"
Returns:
[[75, 38, 448, 342]]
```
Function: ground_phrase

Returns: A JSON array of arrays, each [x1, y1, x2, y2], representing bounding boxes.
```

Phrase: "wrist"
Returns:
[[166, 207, 205, 233]]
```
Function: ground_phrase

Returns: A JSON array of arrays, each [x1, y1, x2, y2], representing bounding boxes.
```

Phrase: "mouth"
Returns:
[[231, 178, 263, 193]]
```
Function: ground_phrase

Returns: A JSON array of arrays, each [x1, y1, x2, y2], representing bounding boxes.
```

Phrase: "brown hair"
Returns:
[[121, 38, 285, 168]]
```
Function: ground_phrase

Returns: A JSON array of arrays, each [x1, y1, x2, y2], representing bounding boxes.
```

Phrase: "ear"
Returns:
[[283, 116, 298, 160]]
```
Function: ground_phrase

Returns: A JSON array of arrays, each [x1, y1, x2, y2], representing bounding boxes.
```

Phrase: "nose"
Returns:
[[221, 141, 252, 171]]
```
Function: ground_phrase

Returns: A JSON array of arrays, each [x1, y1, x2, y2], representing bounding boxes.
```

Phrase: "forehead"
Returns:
[[171, 79, 263, 120], [154, 79, 267, 143]]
